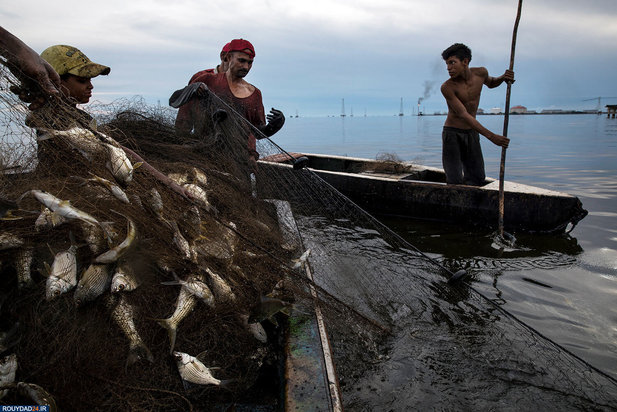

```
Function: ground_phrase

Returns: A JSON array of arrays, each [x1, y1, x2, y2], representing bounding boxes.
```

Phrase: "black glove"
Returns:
[[169, 82, 208, 108], [258, 108, 285, 137]]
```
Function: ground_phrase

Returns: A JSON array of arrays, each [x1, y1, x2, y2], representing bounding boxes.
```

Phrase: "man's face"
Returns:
[[227, 51, 254, 79], [60, 75, 93, 104], [445, 56, 468, 79]]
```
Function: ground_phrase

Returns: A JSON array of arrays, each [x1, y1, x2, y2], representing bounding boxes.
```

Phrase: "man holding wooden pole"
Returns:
[[440, 43, 514, 186]]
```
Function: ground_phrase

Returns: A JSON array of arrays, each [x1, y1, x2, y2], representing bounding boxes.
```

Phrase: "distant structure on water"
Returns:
[[607, 105, 617, 118], [582, 96, 617, 113], [399, 98, 404, 116], [341, 98, 346, 117], [510, 105, 527, 114]]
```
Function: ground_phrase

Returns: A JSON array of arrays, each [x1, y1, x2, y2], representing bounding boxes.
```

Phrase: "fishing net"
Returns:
[[1, 56, 617, 412]]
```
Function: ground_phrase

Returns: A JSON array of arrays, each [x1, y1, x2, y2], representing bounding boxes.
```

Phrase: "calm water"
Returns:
[[276, 113, 617, 379]]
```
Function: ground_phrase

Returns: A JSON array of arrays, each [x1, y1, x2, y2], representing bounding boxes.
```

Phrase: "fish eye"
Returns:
[[54, 290, 61, 296], [119, 284, 125, 290]]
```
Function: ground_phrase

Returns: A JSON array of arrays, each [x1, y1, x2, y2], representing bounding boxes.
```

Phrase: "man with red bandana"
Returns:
[[174, 39, 285, 163]]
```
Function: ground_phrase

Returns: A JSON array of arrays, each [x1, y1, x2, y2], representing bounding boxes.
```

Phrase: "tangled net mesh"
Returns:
[[1, 56, 617, 411]]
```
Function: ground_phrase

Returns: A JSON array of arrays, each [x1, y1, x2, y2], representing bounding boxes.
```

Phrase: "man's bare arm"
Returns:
[[485, 69, 515, 89], [441, 83, 509, 148], [0, 26, 60, 96]]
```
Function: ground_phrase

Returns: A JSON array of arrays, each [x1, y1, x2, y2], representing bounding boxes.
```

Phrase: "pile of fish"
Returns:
[[0, 125, 300, 409]]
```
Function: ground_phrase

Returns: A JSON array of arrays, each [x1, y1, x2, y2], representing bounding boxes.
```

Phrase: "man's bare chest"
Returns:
[[453, 79, 484, 104]]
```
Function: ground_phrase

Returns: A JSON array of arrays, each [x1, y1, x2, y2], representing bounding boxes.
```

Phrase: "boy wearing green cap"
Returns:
[[27, 44, 109, 131]]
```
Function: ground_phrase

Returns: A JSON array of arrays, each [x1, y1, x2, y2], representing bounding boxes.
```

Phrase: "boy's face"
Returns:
[[60, 75, 93, 104], [445, 56, 468, 79]]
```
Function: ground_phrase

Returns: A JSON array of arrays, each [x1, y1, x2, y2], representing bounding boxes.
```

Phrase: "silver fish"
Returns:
[[16, 382, 58, 411], [111, 263, 140, 293], [167, 172, 188, 186], [94, 214, 137, 264], [80, 221, 107, 255], [182, 205, 201, 240], [205, 268, 235, 302], [248, 296, 292, 327], [74, 263, 111, 306], [46, 237, 78, 300], [130, 193, 144, 209], [104, 143, 137, 185], [173, 351, 226, 386], [15, 247, 34, 289], [183, 183, 213, 212], [37, 126, 105, 161], [0, 354, 17, 400], [28, 190, 115, 242], [171, 221, 193, 261], [106, 295, 153, 367], [192, 220, 236, 261], [155, 287, 197, 353], [239, 314, 267, 344], [85, 173, 130, 203], [0, 232, 23, 251], [147, 188, 164, 220], [191, 167, 208, 187], [162, 273, 214, 306], [34, 207, 67, 232]]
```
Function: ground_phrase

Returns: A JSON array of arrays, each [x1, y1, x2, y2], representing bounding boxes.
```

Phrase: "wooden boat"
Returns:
[[259, 153, 588, 234]]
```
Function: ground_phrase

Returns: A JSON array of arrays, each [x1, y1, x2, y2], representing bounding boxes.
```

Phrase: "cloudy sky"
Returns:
[[3, 0, 617, 116]]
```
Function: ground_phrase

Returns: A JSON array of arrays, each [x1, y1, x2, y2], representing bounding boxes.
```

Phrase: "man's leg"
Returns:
[[461, 130, 486, 186], [442, 128, 464, 184]]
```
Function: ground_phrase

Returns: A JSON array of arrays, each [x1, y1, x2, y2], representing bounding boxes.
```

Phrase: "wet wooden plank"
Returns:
[[266, 199, 342, 412]]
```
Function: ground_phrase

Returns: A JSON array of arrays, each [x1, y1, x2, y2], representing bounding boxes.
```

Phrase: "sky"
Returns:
[[3, 0, 617, 117]]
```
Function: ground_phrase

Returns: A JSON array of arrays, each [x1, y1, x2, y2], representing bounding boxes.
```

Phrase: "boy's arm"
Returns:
[[485, 69, 515, 89], [441, 83, 510, 148]]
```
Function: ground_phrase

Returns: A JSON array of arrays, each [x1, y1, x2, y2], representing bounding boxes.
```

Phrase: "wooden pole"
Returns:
[[498, 0, 523, 237]]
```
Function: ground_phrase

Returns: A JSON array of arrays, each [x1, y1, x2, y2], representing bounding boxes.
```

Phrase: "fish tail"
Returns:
[[68, 175, 88, 186], [155, 318, 177, 353], [218, 379, 235, 389], [15, 190, 33, 206]]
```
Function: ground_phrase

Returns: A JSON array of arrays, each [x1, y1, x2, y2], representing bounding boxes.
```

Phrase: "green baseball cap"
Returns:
[[41, 45, 110, 77]]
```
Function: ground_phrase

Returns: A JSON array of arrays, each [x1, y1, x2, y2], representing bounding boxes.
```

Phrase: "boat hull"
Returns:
[[259, 154, 588, 234]]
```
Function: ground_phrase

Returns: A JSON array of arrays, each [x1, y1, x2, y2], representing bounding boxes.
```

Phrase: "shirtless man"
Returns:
[[440, 43, 513, 185]]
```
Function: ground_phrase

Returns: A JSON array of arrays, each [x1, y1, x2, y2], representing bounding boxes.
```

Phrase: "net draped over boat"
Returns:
[[1, 59, 617, 411]]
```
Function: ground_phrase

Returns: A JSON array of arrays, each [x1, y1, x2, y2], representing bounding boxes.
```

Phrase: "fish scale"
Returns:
[[107, 295, 153, 366], [74, 263, 111, 305], [46, 243, 78, 300]]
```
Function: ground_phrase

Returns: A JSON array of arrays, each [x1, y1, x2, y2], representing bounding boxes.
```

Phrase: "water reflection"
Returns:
[[295, 214, 617, 409]]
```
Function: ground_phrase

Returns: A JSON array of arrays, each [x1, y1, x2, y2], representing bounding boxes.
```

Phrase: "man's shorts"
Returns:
[[442, 126, 486, 186]]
